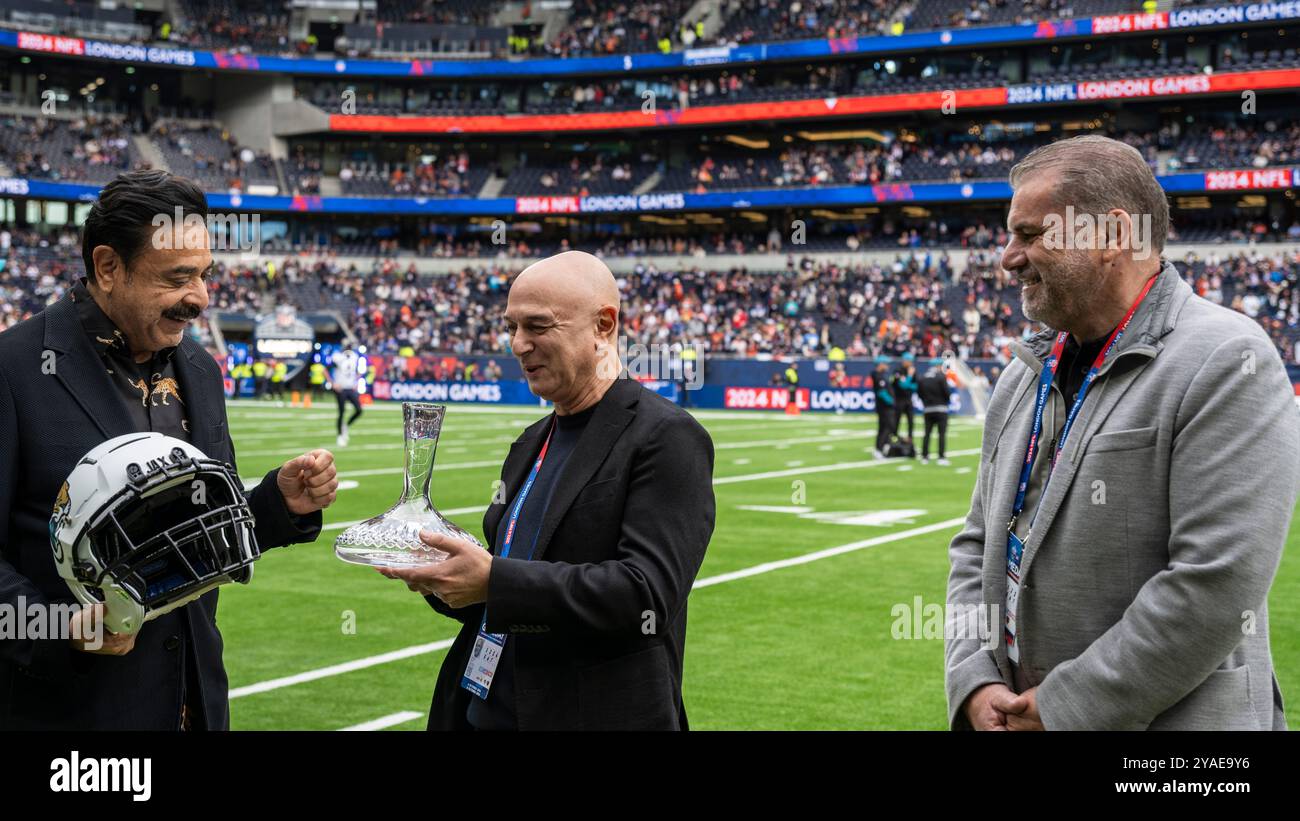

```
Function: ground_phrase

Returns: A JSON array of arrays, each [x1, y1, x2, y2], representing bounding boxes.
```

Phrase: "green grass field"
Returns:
[[218, 398, 1300, 730]]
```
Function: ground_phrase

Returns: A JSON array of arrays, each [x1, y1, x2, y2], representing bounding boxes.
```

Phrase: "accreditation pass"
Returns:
[[461, 628, 506, 698]]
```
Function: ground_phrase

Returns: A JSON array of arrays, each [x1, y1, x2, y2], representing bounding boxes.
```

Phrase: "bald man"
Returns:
[[381, 251, 716, 731]]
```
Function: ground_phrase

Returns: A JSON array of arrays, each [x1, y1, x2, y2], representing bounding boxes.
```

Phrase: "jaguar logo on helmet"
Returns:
[[50, 433, 261, 635], [49, 482, 72, 564]]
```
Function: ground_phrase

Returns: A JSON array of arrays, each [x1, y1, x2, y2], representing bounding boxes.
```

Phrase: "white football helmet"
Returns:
[[50, 433, 260, 635]]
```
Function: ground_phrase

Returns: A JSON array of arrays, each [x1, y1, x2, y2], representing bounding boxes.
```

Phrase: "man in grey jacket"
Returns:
[[945, 135, 1299, 730]]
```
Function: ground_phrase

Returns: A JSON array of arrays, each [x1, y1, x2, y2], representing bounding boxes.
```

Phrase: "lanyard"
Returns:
[[499, 419, 556, 560], [1007, 274, 1158, 535], [463, 418, 559, 701], [475, 418, 556, 638]]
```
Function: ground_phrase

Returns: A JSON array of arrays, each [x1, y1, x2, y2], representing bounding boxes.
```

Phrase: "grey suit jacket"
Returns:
[[945, 260, 1299, 730]]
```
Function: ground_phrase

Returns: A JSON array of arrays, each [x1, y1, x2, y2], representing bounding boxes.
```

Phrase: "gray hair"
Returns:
[[1008, 134, 1169, 255]]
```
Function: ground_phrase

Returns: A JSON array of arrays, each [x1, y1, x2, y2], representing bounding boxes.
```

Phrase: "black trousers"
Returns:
[[875, 406, 896, 452], [336, 389, 363, 433], [897, 402, 914, 440], [923, 411, 948, 459]]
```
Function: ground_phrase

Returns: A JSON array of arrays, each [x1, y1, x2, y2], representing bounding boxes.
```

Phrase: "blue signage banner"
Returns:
[[0, 22, 1088, 79], [371, 379, 541, 404], [5, 171, 1292, 215]]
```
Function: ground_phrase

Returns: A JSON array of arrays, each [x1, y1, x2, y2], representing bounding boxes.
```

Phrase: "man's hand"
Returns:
[[375, 530, 491, 609], [277, 449, 338, 516], [69, 603, 136, 656], [996, 686, 1045, 731], [963, 682, 1016, 730]]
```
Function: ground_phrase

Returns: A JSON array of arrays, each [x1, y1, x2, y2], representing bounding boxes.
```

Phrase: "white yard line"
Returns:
[[230, 640, 455, 699], [712, 448, 980, 485], [246, 430, 875, 458], [338, 711, 425, 731], [714, 431, 872, 450], [240, 430, 979, 486], [692, 517, 966, 588], [228, 419, 532, 434], [241, 459, 504, 487], [273, 448, 983, 520], [230, 513, 970, 700]]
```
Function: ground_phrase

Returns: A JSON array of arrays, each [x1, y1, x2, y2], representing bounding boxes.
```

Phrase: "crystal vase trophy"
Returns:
[[335, 402, 483, 566]]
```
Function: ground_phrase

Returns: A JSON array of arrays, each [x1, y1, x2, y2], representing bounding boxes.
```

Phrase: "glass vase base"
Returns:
[[334, 545, 448, 567], [333, 402, 483, 570]]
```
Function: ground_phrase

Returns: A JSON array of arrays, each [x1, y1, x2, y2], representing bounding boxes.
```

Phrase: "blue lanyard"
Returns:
[[499, 420, 555, 560], [476, 420, 556, 641], [1007, 274, 1157, 535]]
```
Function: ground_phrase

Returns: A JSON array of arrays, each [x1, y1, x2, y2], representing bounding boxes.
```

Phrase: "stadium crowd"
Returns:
[[15, 0, 1291, 61], [295, 46, 1300, 121], [9, 112, 1299, 201], [7, 225, 1293, 371]]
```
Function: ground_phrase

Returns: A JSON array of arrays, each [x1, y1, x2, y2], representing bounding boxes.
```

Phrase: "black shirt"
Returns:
[[1056, 330, 1113, 407], [70, 279, 191, 440], [71, 279, 201, 728], [466, 405, 596, 730], [1047, 329, 1113, 464]]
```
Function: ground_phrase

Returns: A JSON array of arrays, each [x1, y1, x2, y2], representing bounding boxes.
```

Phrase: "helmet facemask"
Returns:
[[54, 436, 260, 635]]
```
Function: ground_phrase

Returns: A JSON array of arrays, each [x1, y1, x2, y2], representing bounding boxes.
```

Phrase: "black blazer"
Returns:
[[0, 294, 321, 730], [426, 377, 715, 730]]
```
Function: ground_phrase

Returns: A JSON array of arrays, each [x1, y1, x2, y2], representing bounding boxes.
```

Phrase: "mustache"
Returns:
[[162, 303, 201, 322]]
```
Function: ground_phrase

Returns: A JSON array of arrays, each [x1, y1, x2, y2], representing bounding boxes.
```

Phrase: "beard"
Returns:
[[1019, 250, 1101, 332]]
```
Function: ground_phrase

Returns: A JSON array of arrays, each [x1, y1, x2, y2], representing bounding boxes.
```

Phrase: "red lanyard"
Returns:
[[1009, 273, 1158, 534]]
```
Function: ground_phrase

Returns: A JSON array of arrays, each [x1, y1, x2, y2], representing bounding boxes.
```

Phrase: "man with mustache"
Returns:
[[379, 251, 716, 730], [0, 169, 339, 729], [945, 135, 1298, 731]]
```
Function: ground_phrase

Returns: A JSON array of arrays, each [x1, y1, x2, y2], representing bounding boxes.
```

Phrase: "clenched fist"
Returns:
[[277, 448, 338, 515]]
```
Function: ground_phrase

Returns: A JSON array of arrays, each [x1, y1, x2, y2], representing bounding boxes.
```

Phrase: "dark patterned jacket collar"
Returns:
[[70, 278, 178, 365]]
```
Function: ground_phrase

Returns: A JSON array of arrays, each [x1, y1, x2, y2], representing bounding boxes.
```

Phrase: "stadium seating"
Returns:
[[717, 0, 897, 45], [173, 0, 300, 53], [0, 115, 140, 184], [149, 120, 280, 193]]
